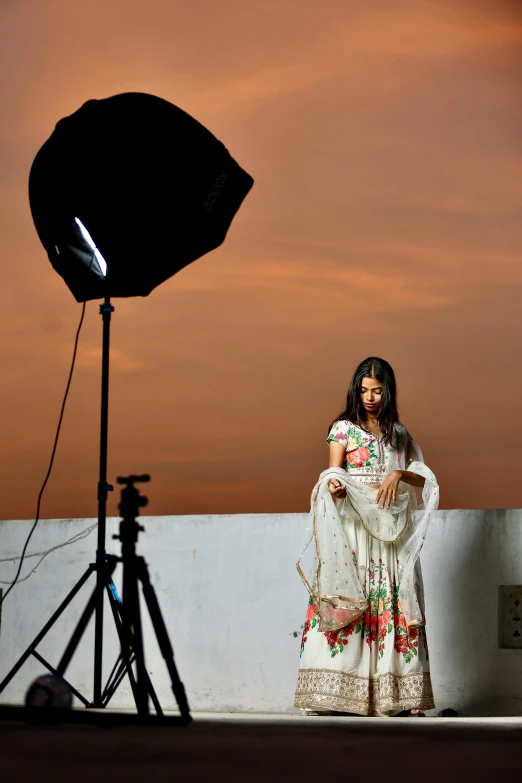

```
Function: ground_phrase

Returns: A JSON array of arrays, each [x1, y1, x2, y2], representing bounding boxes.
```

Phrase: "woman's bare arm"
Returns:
[[328, 441, 347, 498], [329, 441, 346, 469], [403, 436, 425, 487], [399, 470, 425, 488]]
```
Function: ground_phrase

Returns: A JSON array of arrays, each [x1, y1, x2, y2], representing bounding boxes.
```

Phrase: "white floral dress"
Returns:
[[294, 420, 435, 717]]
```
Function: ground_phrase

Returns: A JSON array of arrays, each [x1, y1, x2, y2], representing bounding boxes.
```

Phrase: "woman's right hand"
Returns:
[[328, 479, 347, 499]]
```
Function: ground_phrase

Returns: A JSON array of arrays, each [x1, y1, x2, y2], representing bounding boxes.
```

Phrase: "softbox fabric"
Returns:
[[29, 92, 254, 302]]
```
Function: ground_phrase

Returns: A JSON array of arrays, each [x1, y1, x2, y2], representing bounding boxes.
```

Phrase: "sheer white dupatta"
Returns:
[[296, 467, 369, 632], [395, 436, 439, 626], [296, 426, 439, 631]]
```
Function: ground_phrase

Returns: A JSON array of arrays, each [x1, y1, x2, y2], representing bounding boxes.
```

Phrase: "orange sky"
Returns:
[[1, 0, 522, 520]]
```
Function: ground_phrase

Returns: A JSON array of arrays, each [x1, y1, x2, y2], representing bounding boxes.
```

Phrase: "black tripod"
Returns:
[[0, 299, 190, 722], [113, 474, 190, 719]]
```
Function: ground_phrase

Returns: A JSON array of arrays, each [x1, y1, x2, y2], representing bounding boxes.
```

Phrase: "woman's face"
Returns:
[[360, 376, 383, 414]]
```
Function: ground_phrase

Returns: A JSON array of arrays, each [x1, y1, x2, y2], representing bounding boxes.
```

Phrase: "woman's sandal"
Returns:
[[395, 709, 425, 717]]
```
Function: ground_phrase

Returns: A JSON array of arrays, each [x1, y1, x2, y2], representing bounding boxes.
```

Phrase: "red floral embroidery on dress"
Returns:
[[300, 556, 426, 663], [300, 599, 318, 656], [392, 590, 420, 663], [326, 421, 377, 469], [347, 446, 370, 468]]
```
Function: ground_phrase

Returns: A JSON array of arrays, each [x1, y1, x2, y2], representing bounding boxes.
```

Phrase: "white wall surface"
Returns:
[[1, 510, 522, 716]]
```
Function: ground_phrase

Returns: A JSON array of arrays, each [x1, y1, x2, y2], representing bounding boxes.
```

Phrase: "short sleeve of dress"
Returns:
[[326, 420, 348, 447]]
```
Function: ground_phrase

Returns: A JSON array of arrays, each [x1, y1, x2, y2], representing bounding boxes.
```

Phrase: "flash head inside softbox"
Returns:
[[29, 92, 254, 302]]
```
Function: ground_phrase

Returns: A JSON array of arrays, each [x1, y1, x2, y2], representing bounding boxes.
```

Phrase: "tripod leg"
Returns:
[[102, 652, 163, 715], [0, 564, 96, 695], [103, 581, 163, 714], [101, 655, 135, 707], [122, 554, 149, 716], [137, 558, 191, 719], [56, 559, 116, 679], [56, 585, 98, 677], [102, 580, 140, 708]]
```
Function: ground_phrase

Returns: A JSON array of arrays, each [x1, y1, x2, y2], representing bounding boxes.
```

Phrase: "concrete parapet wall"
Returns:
[[1, 510, 521, 715]]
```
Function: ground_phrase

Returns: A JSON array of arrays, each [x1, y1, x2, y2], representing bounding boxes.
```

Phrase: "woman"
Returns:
[[294, 357, 439, 717]]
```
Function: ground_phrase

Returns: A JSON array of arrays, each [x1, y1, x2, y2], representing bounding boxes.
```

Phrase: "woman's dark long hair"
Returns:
[[329, 357, 400, 445]]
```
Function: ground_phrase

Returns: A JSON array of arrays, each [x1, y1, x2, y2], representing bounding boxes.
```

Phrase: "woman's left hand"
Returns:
[[376, 470, 403, 509]]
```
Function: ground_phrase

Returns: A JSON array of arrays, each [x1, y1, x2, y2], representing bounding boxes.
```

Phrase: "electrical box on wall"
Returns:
[[498, 585, 522, 649]]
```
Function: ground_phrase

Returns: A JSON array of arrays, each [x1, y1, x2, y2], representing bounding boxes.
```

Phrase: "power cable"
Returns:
[[0, 300, 87, 605]]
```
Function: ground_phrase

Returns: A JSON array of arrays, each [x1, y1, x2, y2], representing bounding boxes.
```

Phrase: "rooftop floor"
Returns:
[[2, 709, 522, 781]]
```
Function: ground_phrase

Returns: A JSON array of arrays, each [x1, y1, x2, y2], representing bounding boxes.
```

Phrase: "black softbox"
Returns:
[[29, 92, 254, 302]]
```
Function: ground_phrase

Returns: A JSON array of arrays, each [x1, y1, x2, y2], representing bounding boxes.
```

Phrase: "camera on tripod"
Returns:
[[114, 475, 150, 545]]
